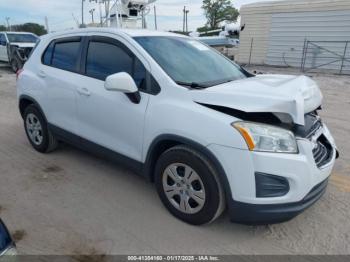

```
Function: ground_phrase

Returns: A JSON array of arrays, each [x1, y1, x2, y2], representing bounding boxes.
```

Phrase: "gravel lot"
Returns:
[[0, 64, 349, 255]]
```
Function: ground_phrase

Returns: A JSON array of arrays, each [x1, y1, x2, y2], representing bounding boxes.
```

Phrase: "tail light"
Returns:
[[16, 69, 24, 80]]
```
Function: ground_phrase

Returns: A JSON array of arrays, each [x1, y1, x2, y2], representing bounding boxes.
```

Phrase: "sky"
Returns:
[[0, 0, 275, 32]]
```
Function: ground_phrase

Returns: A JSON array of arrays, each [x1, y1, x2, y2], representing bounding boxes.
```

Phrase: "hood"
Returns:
[[191, 74, 323, 126], [9, 42, 35, 48]]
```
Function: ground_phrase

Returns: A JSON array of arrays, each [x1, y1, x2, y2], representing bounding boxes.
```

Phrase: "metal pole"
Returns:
[[186, 10, 189, 33], [154, 5, 157, 30], [99, 1, 103, 26], [183, 6, 186, 32], [81, 0, 85, 27], [340, 41, 348, 74], [300, 38, 307, 72], [89, 9, 95, 24], [45, 16, 49, 33], [302, 41, 309, 72], [5, 17, 11, 31], [248, 37, 254, 66]]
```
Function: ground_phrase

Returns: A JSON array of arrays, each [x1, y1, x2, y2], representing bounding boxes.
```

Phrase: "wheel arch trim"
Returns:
[[18, 95, 47, 122], [143, 134, 233, 201]]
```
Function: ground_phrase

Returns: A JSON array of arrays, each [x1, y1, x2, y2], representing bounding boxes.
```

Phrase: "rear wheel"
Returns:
[[24, 105, 58, 153], [155, 145, 225, 225]]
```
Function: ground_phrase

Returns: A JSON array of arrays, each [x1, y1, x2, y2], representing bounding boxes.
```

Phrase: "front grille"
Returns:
[[312, 135, 333, 168], [294, 112, 322, 139], [306, 118, 322, 139]]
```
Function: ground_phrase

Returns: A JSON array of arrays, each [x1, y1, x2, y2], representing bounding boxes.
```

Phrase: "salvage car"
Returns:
[[0, 219, 17, 256], [0, 31, 38, 72], [16, 29, 338, 225]]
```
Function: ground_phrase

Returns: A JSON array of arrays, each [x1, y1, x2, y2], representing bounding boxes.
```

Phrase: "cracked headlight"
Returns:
[[233, 121, 298, 153]]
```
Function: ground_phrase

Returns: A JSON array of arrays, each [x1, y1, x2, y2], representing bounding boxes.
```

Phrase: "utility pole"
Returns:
[[98, 0, 103, 26], [5, 17, 11, 31], [81, 0, 86, 27], [154, 5, 157, 30], [185, 9, 189, 33], [183, 6, 186, 32], [89, 8, 96, 24], [45, 16, 49, 33]]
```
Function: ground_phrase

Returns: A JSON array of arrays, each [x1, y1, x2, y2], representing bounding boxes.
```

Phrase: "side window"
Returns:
[[0, 34, 6, 44], [42, 42, 54, 65], [85, 40, 147, 90], [86, 41, 133, 81], [51, 41, 80, 71]]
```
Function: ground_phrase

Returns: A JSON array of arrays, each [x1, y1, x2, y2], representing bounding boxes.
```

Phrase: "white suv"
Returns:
[[17, 28, 338, 225]]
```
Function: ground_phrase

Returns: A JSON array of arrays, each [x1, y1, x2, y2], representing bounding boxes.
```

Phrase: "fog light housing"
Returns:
[[255, 173, 290, 198]]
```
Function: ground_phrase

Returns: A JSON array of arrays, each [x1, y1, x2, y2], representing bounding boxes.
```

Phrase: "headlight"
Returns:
[[232, 121, 298, 153]]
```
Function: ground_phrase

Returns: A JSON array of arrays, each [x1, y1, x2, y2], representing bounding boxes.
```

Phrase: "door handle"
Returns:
[[77, 87, 91, 96], [38, 70, 46, 78]]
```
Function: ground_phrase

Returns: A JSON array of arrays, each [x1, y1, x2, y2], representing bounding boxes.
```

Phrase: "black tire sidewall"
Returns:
[[155, 147, 221, 225], [24, 105, 50, 153]]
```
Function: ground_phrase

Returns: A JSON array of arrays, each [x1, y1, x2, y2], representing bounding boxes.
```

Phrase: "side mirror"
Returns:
[[104, 72, 141, 104], [0, 41, 6, 46]]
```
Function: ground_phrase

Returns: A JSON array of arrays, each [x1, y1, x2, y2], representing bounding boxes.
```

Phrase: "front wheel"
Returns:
[[155, 145, 225, 225]]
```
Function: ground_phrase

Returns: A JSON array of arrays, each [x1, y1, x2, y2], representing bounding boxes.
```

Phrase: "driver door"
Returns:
[[76, 35, 150, 162]]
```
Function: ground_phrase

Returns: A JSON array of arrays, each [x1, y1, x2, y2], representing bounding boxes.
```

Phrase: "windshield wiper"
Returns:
[[175, 81, 208, 89]]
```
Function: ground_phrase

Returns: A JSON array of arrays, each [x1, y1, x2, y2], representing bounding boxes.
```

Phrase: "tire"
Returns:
[[23, 105, 58, 153], [10, 57, 22, 73], [155, 145, 225, 225]]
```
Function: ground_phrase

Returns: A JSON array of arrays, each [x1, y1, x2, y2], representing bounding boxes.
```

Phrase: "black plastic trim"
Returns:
[[48, 124, 144, 176], [229, 179, 329, 225], [126, 91, 141, 104], [255, 173, 290, 198], [18, 95, 47, 121]]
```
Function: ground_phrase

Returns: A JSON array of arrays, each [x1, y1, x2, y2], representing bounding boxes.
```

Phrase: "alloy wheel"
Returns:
[[26, 113, 43, 146], [162, 163, 206, 214]]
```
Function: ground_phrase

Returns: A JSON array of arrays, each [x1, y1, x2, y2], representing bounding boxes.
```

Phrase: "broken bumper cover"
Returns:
[[228, 178, 329, 225]]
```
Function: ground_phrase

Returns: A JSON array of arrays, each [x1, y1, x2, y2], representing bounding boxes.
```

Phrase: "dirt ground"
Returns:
[[0, 64, 349, 255]]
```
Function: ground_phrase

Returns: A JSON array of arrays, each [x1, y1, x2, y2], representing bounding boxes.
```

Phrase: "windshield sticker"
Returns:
[[188, 41, 210, 51]]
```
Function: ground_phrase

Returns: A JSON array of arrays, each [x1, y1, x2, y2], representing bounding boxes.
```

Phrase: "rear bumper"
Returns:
[[228, 178, 329, 225]]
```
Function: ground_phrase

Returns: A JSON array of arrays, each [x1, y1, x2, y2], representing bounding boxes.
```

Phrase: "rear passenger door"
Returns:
[[40, 36, 83, 135], [76, 35, 151, 162]]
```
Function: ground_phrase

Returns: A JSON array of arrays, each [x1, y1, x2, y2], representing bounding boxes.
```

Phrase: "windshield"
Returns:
[[6, 33, 38, 43], [134, 36, 247, 88]]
